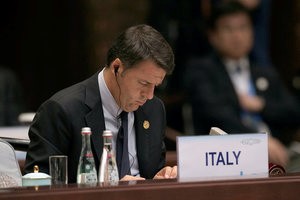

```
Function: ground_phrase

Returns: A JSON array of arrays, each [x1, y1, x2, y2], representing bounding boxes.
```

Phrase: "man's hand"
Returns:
[[120, 175, 145, 181], [238, 93, 265, 113], [268, 136, 289, 168], [153, 166, 177, 179]]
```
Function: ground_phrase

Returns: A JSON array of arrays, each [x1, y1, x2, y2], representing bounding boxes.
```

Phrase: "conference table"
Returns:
[[1, 172, 300, 200], [1, 127, 300, 199]]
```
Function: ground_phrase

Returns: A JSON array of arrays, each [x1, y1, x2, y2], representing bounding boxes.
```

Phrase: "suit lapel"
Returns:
[[134, 107, 151, 176], [214, 55, 240, 103], [249, 63, 263, 94], [83, 72, 105, 162], [85, 102, 105, 162]]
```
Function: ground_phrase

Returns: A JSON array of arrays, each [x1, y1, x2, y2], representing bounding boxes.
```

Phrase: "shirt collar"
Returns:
[[98, 68, 122, 118], [223, 57, 250, 74]]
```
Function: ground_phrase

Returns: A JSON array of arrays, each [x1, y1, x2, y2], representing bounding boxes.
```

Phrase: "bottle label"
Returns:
[[85, 153, 93, 158], [77, 173, 97, 184], [107, 165, 119, 185]]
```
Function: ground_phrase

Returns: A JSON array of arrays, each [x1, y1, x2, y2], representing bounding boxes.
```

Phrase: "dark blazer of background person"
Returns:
[[0, 66, 23, 126], [185, 53, 300, 139]]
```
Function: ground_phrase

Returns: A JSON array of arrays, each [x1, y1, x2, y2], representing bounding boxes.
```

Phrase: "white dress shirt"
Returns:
[[224, 57, 251, 95], [224, 57, 270, 133], [98, 68, 140, 176]]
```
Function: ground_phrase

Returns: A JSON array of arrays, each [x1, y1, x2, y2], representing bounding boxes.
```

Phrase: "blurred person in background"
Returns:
[[219, 0, 272, 66], [147, 0, 271, 140], [185, 2, 300, 170]]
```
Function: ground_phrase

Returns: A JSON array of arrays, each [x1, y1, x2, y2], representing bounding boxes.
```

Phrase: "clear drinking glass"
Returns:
[[49, 155, 68, 185]]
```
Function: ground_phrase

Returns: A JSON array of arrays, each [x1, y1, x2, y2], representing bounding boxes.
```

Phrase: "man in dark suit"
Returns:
[[185, 2, 300, 168], [25, 24, 177, 183]]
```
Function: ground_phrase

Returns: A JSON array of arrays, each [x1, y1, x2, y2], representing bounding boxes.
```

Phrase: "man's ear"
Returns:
[[111, 58, 122, 76]]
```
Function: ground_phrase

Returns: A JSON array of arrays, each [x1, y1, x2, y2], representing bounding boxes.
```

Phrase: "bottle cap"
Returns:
[[103, 130, 113, 137], [81, 127, 92, 135]]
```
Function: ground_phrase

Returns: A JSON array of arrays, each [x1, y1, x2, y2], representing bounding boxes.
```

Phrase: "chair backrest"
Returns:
[[0, 138, 22, 188]]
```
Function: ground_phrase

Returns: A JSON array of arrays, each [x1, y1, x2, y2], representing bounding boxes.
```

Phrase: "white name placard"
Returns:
[[177, 133, 268, 181]]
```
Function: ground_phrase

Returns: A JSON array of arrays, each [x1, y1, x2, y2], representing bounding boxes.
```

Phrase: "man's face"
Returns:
[[117, 60, 166, 112], [210, 13, 253, 59]]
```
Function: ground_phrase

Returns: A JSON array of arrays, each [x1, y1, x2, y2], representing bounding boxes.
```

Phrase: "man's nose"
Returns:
[[143, 85, 155, 100]]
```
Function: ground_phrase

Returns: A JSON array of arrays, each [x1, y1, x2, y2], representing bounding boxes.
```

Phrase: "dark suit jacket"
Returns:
[[185, 53, 300, 137], [25, 72, 166, 183]]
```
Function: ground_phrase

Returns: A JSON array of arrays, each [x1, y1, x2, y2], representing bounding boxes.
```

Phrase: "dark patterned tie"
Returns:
[[116, 111, 130, 179]]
